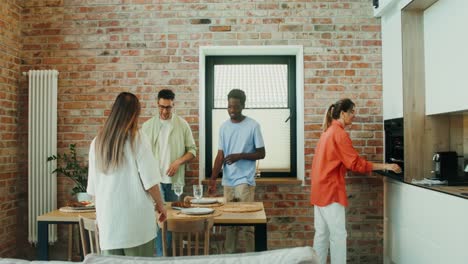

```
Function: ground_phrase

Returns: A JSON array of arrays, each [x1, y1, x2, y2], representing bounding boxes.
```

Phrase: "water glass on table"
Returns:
[[193, 185, 203, 200], [173, 184, 183, 201]]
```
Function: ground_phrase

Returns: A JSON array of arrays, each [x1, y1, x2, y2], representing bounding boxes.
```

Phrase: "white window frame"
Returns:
[[198, 45, 305, 184]]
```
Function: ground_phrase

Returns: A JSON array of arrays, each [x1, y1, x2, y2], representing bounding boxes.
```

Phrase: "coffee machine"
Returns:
[[432, 151, 458, 181]]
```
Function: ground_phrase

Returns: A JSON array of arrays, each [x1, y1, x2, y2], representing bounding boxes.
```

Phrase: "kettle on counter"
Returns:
[[432, 153, 441, 179], [432, 151, 458, 181]]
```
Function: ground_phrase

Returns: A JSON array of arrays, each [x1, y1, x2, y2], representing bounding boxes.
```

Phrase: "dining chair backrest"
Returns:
[[161, 217, 214, 257], [78, 215, 100, 256]]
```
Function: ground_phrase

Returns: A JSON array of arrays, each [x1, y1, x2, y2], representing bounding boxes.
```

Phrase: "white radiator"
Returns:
[[24, 70, 58, 244]]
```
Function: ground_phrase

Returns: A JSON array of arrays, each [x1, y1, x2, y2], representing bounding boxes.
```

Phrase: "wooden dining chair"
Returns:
[[161, 217, 214, 256], [78, 215, 100, 256]]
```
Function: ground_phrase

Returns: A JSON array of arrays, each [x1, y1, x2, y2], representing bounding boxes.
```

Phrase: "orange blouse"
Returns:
[[310, 120, 373, 207]]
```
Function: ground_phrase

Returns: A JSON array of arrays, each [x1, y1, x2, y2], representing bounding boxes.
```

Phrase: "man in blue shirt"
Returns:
[[208, 89, 265, 253]]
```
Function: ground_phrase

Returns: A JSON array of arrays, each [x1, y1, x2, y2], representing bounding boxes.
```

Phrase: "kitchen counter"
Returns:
[[427, 185, 468, 199], [378, 172, 468, 199], [375, 170, 404, 182]]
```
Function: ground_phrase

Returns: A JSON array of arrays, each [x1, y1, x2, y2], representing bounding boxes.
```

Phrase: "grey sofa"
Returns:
[[84, 246, 318, 264], [1, 246, 318, 264], [0, 260, 70, 264]]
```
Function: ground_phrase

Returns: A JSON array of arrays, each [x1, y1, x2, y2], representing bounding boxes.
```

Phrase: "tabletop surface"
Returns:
[[37, 210, 96, 222], [167, 201, 267, 224], [37, 201, 267, 225]]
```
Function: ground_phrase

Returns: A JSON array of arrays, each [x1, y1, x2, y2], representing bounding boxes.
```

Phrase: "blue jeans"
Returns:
[[156, 183, 179, 256]]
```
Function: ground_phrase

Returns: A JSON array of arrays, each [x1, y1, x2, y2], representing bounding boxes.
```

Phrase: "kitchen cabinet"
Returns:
[[424, 0, 468, 115], [378, 0, 468, 115], [379, 0, 468, 262], [384, 178, 468, 263], [378, 0, 468, 117], [381, 3, 404, 120]]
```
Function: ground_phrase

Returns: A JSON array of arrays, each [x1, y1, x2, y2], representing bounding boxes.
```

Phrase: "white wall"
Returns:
[[384, 178, 468, 264], [424, 0, 468, 115], [381, 2, 404, 120], [374, 0, 412, 17]]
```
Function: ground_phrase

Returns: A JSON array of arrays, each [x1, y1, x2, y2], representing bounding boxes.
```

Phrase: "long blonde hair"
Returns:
[[322, 98, 355, 132], [95, 92, 141, 173]]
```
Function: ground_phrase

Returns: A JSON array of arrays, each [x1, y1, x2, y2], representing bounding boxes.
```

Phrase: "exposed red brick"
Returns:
[[209, 26, 231, 32], [262, 18, 284, 24], [190, 19, 211, 24], [8, 0, 386, 261], [361, 25, 381, 32], [363, 40, 382, 46], [258, 3, 279, 9], [279, 25, 303, 32], [0, 0, 21, 258]]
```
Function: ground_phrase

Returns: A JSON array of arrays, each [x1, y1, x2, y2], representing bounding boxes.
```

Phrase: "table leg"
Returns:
[[254, 223, 267, 252], [67, 225, 73, 261], [37, 221, 49, 260]]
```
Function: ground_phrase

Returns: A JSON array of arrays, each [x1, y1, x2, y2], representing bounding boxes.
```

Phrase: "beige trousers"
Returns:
[[224, 184, 255, 253], [102, 238, 155, 257]]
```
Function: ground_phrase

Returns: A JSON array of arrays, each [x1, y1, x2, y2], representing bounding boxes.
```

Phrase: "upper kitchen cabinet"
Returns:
[[380, 2, 404, 120], [424, 0, 468, 115]]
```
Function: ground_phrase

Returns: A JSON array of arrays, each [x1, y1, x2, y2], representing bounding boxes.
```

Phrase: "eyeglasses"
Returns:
[[158, 105, 173, 110]]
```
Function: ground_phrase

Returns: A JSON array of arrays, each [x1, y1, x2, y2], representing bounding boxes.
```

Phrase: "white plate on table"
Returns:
[[181, 207, 214, 215], [191, 198, 218, 204], [70, 206, 95, 210]]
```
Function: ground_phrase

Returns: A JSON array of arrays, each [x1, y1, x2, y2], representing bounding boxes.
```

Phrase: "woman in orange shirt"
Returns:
[[310, 98, 401, 264]]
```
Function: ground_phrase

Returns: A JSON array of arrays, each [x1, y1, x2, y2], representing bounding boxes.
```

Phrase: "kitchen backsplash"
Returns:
[[464, 115, 468, 156], [450, 113, 468, 172]]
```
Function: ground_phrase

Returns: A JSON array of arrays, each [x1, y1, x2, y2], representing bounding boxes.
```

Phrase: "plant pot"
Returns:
[[76, 192, 91, 202]]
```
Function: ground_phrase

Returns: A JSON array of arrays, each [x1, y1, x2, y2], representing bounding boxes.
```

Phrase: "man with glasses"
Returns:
[[142, 89, 197, 256]]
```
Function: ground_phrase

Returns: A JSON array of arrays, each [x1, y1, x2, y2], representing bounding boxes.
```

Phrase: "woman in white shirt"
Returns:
[[87, 92, 167, 256]]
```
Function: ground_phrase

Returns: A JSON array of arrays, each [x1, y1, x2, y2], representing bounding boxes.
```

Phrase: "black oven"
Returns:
[[378, 118, 404, 179]]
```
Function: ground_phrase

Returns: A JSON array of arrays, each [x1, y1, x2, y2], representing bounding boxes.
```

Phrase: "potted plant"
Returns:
[[47, 144, 90, 201]]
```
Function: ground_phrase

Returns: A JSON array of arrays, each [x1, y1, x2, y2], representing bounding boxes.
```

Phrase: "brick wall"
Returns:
[[16, 0, 383, 262], [0, 0, 22, 258]]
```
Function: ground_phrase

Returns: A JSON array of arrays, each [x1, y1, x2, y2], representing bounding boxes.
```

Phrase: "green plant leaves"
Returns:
[[47, 144, 88, 195]]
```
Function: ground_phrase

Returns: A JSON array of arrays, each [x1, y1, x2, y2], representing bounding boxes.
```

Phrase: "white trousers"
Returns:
[[313, 203, 347, 264]]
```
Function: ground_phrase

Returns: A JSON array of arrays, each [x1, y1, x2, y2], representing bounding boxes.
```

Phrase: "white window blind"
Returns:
[[212, 64, 290, 172]]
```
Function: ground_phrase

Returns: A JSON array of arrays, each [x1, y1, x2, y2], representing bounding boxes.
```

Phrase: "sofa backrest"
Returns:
[[0, 259, 74, 264], [83, 246, 318, 264]]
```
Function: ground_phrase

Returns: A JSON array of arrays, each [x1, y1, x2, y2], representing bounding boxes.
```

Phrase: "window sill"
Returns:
[[201, 177, 302, 185]]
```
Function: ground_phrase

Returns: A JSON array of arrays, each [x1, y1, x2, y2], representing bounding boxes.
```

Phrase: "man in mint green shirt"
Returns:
[[141, 89, 197, 256]]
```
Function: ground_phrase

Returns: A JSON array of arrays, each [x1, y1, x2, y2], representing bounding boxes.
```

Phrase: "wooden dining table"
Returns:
[[36, 202, 267, 260]]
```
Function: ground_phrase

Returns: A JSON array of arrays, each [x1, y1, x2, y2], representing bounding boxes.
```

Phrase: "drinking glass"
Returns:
[[173, 184, 183, 201], [193, 185, 203, 200], [255, 161, 261, 178]]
